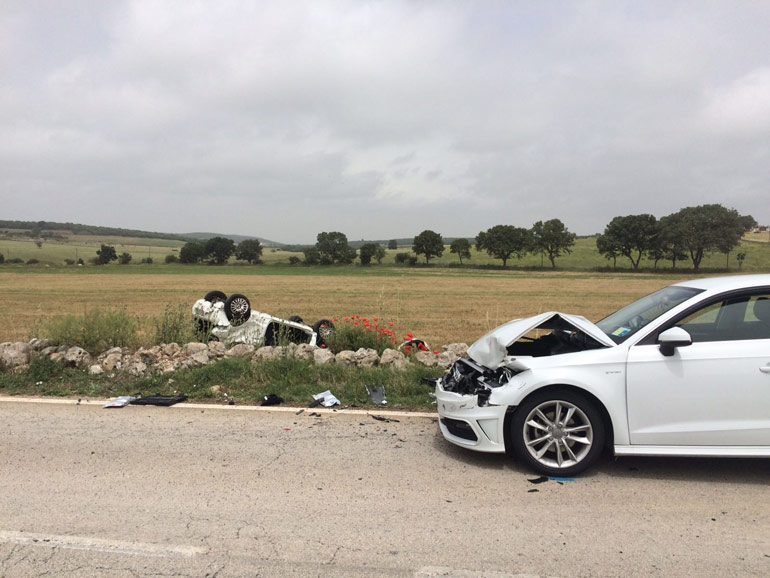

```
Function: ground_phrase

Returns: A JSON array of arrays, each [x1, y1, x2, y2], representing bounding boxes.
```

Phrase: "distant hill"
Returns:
[[0, 220, 286, 247], [0, 220, 193, 243], [184, 232, 284, 247], [0, 219, 476, 249]]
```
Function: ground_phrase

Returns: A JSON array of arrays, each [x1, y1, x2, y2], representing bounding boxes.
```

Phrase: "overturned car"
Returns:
[[192, 291, 334, 348], [436, 275, 770, 476]]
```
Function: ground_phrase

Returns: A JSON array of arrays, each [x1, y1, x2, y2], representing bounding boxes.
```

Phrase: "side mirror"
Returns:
[[658, 327, 692, 357]]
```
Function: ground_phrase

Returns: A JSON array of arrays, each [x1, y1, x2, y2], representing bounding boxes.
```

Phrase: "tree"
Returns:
[[412, 230, 444, 263], [316, 232, 356, 264], [449, 238, 472, 264], [395, 252, 417, 265], [656, 214, 689, 269], [358, 243, 378, 265], [118, 252, 132, 265], [179, 241, 206, 264], [664, 205, 750, 270], [165, 254, 179, 264], [95, 244, 117, 265], [205, 237, 236, 265], [387, 239, 398, 250], [0, 253, 4, 264], [475, 225, 529, 267], [374, 245, 387, 264], [598, 214, 658, 270], [303, 247, 321, 265], [596, 234, 620, 270], [235, 239, 263, 264], [530, 219, 576, 268]]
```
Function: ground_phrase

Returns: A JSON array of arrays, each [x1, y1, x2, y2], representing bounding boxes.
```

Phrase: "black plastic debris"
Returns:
[[371, 414, 400, 423], [130, 394, 187, 407], [261, 394, 284, 406], [365, 385, 387, 407], [527, 476, 549, 484]]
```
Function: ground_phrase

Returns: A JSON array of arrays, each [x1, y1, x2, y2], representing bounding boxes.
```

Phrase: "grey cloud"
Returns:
[[1, 0, 768, 242]]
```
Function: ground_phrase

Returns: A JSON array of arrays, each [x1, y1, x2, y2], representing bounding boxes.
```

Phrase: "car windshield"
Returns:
[[596, 285, 702, 343]]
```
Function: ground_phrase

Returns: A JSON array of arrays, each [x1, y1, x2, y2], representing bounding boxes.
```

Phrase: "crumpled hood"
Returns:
[[466, 311, 616, 369]]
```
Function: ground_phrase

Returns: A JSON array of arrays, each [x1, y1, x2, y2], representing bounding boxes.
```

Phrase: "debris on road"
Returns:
[[103, 396, 136, 408], [129, 394, 188, 406], [365, 385, 387, 407], [370, 414, 400, 423], [312, 390, 340, 407], [260, 394, 284, 406]]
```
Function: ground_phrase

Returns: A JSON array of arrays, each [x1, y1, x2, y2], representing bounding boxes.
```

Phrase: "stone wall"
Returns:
[[1, 339, 469, 378]]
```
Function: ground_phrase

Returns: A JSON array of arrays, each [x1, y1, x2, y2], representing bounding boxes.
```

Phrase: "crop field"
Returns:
[[0, 268, 693, 348]]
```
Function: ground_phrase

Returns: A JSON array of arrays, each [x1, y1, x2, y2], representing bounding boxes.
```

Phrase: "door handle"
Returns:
[[761, 366, 770, 374]]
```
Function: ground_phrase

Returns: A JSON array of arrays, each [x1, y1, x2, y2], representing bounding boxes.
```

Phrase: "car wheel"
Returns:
[[224, 294, 251, 326], [511, 390, 605, 476], [204, 290, 227, 303], [288, 315, 304, 323], [312, 319, 335, 346]]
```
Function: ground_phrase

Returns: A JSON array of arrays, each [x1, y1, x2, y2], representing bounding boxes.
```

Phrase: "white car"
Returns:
[[436, 274, 770, 476], [192, 291, 334, 348]]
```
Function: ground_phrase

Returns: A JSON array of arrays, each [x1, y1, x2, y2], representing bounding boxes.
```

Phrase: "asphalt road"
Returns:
[[1, 398, 769, 578]]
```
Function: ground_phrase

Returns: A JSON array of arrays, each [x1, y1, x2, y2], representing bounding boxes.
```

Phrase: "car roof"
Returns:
[[674, 274, 770, 293]]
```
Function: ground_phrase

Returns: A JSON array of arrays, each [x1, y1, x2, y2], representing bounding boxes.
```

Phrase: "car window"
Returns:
[[596, 286, 701, 343], [674, 292, 770, 342]]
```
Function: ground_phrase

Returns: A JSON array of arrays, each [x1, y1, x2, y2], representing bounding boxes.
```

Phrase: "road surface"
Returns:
[[1, 398, 768, 577]]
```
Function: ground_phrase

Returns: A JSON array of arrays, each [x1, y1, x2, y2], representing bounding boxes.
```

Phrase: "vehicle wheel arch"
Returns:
[[503, 383, 614, 457]]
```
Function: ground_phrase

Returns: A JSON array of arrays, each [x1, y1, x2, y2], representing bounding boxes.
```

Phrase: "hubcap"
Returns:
[[522, 400, 593, 469], [230, 298, 248, 315]]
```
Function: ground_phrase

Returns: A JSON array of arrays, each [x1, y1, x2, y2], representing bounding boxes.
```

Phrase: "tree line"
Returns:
[[135, 203, 756, 270], [596, 204, 755, 271]]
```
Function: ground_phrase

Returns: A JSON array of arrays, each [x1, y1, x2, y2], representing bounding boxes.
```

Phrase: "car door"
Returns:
[[626, 290, 770, 446]]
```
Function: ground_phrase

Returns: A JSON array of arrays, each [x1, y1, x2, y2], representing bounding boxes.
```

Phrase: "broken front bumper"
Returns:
[[435, 383, 507, 453]]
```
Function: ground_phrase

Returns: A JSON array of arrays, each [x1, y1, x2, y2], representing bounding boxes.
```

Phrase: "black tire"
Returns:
[[224, 294, 251, 326], [510, 389, 605, 477], [204, 290, 227, 304], [312, 319, 335, 346], [288, 315, 304, 324]]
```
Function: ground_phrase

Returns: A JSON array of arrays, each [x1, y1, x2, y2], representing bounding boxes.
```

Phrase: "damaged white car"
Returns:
[[436, 274, 770, 476], [192, 291, 334, 348]]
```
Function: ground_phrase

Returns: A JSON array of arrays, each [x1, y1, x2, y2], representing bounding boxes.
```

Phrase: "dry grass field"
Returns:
[[0, 269, 691, 347]]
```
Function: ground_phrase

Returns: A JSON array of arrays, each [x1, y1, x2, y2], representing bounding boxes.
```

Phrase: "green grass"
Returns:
[[41, 309, 140, 353], [0, 356, 444, 409], [4, 234, 770, 272]]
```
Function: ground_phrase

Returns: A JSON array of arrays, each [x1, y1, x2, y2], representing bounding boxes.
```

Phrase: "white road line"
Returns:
[[0, 396, 437, 419], [415, 567, 552, 578], [0, 530, 206, 558]]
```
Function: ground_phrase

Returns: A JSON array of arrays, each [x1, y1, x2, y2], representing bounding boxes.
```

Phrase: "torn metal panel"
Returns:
[[466, 311, 614, 369]]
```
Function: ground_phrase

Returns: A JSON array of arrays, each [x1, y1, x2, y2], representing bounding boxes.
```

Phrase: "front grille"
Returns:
[[441, 418, 478, 442]]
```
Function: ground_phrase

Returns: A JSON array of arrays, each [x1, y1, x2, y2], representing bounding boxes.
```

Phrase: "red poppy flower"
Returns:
[[433, 350, 439, 354]]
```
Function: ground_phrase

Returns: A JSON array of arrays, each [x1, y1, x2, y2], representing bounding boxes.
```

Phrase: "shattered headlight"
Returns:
[[440, 358, 518, 406]]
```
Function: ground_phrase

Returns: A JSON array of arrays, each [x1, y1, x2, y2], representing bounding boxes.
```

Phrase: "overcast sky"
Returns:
[[1, 1, 768, 244]]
